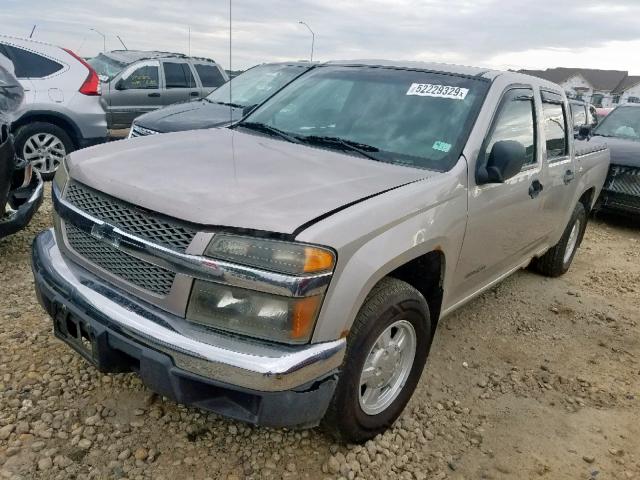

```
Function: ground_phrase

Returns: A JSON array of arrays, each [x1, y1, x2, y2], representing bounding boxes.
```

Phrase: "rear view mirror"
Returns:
[[478, 140, 526, 184], [578, 125, 591, 139]]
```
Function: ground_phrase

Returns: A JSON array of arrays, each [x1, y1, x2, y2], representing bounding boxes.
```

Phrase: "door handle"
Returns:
[[148, 92, 161, 97], [529, 179, 544, 199], [190, 91, 199, 97], [563, 170, 575, 185]]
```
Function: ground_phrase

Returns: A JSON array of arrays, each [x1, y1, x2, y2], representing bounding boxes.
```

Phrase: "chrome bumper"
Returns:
[[32, 229, 346, 392]]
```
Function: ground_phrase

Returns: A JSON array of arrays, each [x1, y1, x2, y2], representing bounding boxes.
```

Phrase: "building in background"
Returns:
[[518, 68, 640, 107]]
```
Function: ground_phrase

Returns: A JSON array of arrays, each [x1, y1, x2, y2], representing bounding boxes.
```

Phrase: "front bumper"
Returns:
[[31, 229, 345, 428], [0, 171, 44, 238]]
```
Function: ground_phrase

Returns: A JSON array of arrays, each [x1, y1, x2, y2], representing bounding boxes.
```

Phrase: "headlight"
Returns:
[[188, 235, 335, 343], [186, 280, 322, 343], [53, 155, 69, 192], [205, 234, 335, 275]]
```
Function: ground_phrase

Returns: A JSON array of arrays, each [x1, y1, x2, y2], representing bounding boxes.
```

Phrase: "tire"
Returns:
[[322, 277, 431, 443], [14, 122, 74, 181], [533, 202, 587, 277]]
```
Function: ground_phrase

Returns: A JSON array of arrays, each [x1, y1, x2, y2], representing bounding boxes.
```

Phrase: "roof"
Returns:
[[326, 59, 498, 78], [517, 67, 628, 91], [612, 75, 640, 94], [101, 50, 217, 65]]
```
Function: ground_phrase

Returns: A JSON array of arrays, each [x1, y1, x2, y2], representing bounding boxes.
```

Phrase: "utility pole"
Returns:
[[298, 21, 315, 62]]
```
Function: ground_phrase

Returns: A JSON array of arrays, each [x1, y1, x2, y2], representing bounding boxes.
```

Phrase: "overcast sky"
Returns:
[[4, 0, 640, 74]]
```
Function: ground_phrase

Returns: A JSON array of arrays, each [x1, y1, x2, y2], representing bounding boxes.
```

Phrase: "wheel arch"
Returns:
[[11, 110, 80, 148]]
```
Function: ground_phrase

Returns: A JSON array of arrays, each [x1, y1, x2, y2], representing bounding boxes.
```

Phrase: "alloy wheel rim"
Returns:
[[563, 219, 581, 264], [359, 319, 417, 416], [23, 133, 66, 174]]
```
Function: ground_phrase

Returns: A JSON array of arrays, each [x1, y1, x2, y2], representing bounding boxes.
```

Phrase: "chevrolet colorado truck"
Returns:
[[32, 61, 609, 443]]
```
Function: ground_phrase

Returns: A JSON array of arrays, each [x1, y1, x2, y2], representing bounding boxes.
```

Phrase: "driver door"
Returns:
[[452, 86, 548, 303], [105, 60, 162, 129]]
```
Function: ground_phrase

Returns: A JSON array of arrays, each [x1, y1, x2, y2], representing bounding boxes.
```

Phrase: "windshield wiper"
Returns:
[[299, 135, 381, 161], [209, 100, 246, 109], [238, 122, 301, 144]]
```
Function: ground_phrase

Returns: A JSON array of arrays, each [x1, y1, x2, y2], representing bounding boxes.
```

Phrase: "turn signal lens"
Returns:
[[205, 234, 335, 275]]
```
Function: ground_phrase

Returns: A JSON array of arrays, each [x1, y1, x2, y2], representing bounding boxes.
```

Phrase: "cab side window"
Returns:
[[484, 88, 536, 168], [541, 92, 568, 160]]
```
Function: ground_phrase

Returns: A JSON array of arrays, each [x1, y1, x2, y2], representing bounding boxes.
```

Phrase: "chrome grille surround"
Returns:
[[64, 223, 176, 296], [64, 182, 197, 252], [129, 124, 160, 138]]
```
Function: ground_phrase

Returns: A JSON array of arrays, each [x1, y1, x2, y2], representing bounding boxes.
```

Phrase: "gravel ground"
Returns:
[[1, 190, 638, 480]]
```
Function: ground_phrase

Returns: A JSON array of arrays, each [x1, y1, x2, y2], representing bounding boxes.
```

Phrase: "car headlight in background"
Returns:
[[186, 235, 336, 343]]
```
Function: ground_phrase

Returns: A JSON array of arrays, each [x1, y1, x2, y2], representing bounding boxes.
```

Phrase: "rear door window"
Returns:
[[541, 92, 568, 160], [194, 64, 226, 88], [163, 62, 196, 88], [1, 44, 63, 78]]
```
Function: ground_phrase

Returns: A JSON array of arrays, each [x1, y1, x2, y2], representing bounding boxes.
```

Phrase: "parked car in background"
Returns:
[[0, 36, 107, 180], [89, 51, 228, 130], [594, 107, 614, 123], [592, 104, 640, 216], [0, 52, 43, 239], [33, 61, 609, 442], [129, 62, 315, 137]]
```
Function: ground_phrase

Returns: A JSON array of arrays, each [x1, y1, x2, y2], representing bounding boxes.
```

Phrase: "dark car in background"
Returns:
[[0, 54, 43, 239], [592, 104, 640, 216], [128, 62, 314, 137], [88, 51, 228, 129]]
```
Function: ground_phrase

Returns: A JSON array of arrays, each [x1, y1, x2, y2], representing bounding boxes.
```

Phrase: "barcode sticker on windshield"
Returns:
[[406, 83, 469, 100]]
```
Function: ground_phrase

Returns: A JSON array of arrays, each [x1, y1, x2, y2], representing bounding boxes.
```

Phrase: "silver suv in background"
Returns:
[[88, 51, 228, 130], [0, 35, 107, 180]]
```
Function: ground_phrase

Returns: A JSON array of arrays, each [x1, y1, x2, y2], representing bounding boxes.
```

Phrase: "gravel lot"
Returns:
[[1, 190, 638, 480]]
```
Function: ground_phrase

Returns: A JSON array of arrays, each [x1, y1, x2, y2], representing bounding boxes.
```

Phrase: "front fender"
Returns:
[[297, 161, 468, 343]]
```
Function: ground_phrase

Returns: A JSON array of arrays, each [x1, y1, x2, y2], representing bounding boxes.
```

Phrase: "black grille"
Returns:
[[64, 182, 197, 252], [604, 165, 640, 197], [65, 223, 175, 296]]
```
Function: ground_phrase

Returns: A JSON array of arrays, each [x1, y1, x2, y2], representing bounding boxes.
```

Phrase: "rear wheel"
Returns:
[[533, 202, 587, 277], [322, 277, 431, 443], [15, 122, 74, 181]]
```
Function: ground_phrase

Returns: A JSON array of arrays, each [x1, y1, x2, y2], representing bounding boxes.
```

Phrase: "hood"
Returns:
[[67, 128, 434, 234], [593, 135, 640, 168], [135, 100, 243, 133]]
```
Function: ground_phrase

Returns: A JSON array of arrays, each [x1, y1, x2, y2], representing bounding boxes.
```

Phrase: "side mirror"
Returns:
[[478, 140, 526, 184], [578, 125, 591, 139], [114, 79, 125, 91]]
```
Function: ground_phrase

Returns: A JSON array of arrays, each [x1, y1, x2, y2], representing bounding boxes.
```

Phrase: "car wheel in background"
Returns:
[[533, 202, 587, 277], [15, 122, 74, 181], [322, 277, 431, 443]]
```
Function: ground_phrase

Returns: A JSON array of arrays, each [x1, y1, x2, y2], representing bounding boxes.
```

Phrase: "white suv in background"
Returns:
[[0, 36, 108, 179]]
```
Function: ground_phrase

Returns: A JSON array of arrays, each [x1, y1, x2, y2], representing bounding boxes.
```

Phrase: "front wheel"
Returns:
[[322, 277, 431, 443], [533, 202, 587, 277], [14, 122, 74, 181]]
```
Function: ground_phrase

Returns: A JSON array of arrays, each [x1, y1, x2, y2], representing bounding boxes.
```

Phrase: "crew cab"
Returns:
[[32, 61, 609, 443]]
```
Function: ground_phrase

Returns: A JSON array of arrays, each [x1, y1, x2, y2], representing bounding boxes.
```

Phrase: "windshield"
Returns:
[[88, 53, 126, 81], [240, 66, 489, 170], [593, 106, 640, 140], [206, 63, 310, 109]]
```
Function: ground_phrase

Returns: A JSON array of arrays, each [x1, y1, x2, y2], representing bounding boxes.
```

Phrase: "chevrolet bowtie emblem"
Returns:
[[90, 223, 121, 249]]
